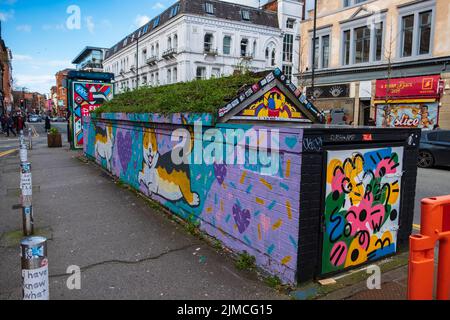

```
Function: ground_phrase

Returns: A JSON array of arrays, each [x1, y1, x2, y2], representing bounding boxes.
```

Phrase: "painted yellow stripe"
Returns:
[[285, 160, 291, 178], [286, 201, 293, 220], [0, 149, 18, 158], [240, 171, 247, 184], [260, 178, 273, 190]]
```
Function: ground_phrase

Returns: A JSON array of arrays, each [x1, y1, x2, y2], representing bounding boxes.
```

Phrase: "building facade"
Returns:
[[0, 33, 13, 115], [298, 0, 450, 129], [72, 47, 108, 72], [12, 91, 47, 114], [54, 68, 74, 117], [103, 0, 304, 94]]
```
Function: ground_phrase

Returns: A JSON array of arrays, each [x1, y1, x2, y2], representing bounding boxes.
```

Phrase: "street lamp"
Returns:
[[311, 0, 318, 99]]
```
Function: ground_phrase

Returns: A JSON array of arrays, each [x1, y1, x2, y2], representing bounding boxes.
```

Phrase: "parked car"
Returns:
[[418, 130, 450, 168], [57, 117, 67, 122], [29, 115, 42, 123], [50, 116, 58, 122]]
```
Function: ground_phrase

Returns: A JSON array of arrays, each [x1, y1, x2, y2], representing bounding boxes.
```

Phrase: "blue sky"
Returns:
[[0, 0, 308, 94]]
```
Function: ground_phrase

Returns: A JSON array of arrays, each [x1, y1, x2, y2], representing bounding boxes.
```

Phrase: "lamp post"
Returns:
[[311, 0, 318, 99]]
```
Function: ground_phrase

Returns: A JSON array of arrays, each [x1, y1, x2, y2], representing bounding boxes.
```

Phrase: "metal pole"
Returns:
[[311, 0, 318, 97], [20, 161, 34, 236], [21, 237, 49, 300]]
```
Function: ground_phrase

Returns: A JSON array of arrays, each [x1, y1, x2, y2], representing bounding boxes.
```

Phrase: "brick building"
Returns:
[[54, 68, 74, 117], [0, 23, 13, 115]]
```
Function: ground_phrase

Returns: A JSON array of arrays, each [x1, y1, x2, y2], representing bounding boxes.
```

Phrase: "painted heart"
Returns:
[[233, 203, 251, 234], [285, 136, 298, 149], [214, 164, 227, 185], [117, 131, 132, 172]]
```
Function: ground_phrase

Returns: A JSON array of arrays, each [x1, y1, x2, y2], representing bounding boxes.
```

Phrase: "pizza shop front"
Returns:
[[374, 75, 445, 130]]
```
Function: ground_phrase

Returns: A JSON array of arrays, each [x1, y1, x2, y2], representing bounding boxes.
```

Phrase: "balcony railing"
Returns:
[[146, 56, 158, 66], [162, 48, 177, 59], [240, 53, 254, 61], [204, 48, 218, 56]]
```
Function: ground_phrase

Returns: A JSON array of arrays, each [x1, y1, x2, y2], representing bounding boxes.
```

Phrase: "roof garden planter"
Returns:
[[47, 129, 62, 148]]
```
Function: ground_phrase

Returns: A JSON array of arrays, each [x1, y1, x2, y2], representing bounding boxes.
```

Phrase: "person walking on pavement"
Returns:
[[0, 113, 6, 135], [45, 114, 51, 133], [17, 112, 27, 133], [5, 114, 17, 137]]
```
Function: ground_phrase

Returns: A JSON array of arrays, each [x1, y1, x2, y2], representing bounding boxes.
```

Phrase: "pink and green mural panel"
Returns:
[[84, 114, 303, 284]]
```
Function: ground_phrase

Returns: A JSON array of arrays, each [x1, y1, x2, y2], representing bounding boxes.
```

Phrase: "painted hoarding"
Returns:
[[322, 146, 404, 275], [72, 81, 113, 149], [375, 103, 439, 130]]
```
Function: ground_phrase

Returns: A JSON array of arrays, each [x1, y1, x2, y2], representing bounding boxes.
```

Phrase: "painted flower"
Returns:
[[345, 194, 385, 249], [328, 155, 365, 205], [375, 156, 399, 178]]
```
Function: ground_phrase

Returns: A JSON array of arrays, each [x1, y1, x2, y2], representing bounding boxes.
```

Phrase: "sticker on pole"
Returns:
[[20, 148, 28, 162], [22, 265, 49, 300], [21, 173, 32, 196]]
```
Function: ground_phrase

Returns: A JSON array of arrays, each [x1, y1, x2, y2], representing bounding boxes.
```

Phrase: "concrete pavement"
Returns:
[[0, 134, 285, 300]]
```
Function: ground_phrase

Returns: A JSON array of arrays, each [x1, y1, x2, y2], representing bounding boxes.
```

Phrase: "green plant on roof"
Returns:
[[49, 127, 59, 135], [93, 73, 262, 115]]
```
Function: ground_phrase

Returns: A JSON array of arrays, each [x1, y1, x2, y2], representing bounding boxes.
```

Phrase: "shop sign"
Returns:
[[376, 75, 441, 99], [307, 84, 350, 99]]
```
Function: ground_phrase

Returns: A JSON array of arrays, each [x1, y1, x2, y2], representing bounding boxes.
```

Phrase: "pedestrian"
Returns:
[[0, 113, 6, 134], [5, 114, 17, 137], [17, 113, 26, 133], [44, 114, 51, 133]]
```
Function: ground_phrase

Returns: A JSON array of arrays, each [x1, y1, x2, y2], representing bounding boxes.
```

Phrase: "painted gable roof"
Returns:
[[218, 68, 324, 124]]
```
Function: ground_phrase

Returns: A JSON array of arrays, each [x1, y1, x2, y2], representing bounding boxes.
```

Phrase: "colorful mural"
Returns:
[[375, 103, 439, 130], [72, 82, 113, 149], [84, 116, 303, 284], [236, 87, 306, 121], [322, 147, 404, 275]]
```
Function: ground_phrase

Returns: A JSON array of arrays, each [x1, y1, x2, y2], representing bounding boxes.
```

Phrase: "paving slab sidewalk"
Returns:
[[0, 136, 285, 300]]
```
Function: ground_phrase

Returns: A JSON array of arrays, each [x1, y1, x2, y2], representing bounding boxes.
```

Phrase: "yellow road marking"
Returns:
[[413, 224, 421, 231], [0, 149, 18, 158]]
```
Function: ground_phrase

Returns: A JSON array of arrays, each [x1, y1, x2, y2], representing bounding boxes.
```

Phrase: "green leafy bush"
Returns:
[[235, 252, 256, 271], [49, 127, 59, 135], [94, 74, 261, 115]]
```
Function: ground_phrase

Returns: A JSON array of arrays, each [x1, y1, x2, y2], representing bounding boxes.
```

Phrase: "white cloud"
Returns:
[[152, 2, 166, 10], [15, 74, 55, 94], [86, 16, 95, 34], [16, 24, 32, 32], [0, 9, 14, 21], [13, 54, 33, 61], [135, 14, 150, 28]]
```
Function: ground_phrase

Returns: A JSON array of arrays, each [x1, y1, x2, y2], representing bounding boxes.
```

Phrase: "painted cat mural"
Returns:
[[138, 129, 200, 207], [95, 124, 114, 171]]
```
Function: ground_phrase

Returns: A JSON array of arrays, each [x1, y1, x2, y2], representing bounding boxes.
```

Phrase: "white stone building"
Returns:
[[103, 0, 304, 93]]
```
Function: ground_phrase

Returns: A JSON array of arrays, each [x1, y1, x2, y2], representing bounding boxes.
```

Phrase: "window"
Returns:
[[286, 19, 295, 29], [375, 22, 383, 61], [173, 67, 177, 83], [205, 3, 214, 15], [156, 43, 159, 56], [271, 49, 276, 66], [156, 72, 159, 84], [313, 37, 319, 69], [354, 26, 371, 63], [153, 16, 160, 28], [344, 0, 368, 7], [321, 35, 330, 68], [401, 15, 414, 57], [204, 33, 214, 52], [169, 4, 180, 18], [123, 38, 128, 47], [151, 45, 155, 57], [252, 40, 257, 58], [223, 36, 231, 55], [343, 30, 351, 65], [143, 25, 149, 34], [196, 67, 206, 80], [167, 69, 172, 84], [142, 49, 147, 63], [283, 34, 294, 62], [212, 68, 220, 78], [282, 65, 292, 80], [167, 37, 172, 50], [419, 10, 432, 55], [241, 39, 248, 57], [265, 48, 269, 59], [241, 10, 250, 21], [173, 34, 178, 50]]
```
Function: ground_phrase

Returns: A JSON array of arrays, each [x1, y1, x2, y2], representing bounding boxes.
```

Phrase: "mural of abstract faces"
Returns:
[[322, 147, 404, 275], [237, 88, 305, 121]]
